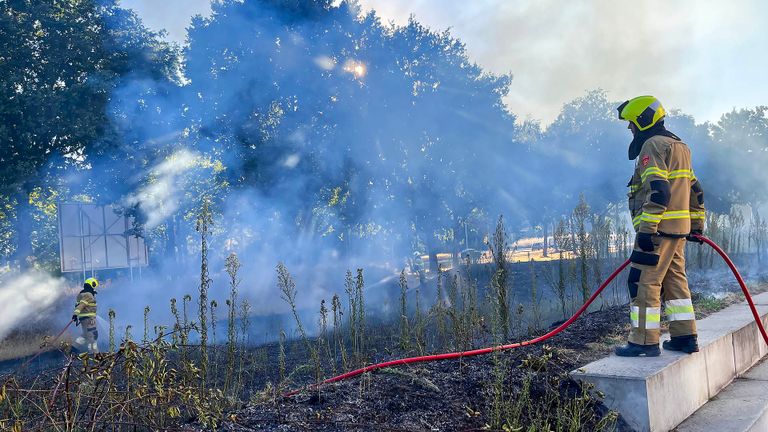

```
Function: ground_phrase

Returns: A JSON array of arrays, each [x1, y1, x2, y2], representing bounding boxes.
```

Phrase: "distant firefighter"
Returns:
[[614, 96, 705, 357], [72, 277, 99, 353]]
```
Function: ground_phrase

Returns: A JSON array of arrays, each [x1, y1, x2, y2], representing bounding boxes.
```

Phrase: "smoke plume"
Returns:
[[0, 272, 66, 340]]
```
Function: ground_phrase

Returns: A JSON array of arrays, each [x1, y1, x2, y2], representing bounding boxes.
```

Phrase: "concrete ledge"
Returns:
[[571, 293, 768, 432], [676, 358, 768, 432]]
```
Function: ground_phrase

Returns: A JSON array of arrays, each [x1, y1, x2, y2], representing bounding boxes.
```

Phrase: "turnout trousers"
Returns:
[[628, 237, 697, 345], [77, 317, 99, 353]]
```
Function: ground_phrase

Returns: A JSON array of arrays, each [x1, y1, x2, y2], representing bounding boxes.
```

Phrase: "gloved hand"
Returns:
[[686, 229, 704, 244], [72, 315, 79, 326], [636, 232, 656, 252]]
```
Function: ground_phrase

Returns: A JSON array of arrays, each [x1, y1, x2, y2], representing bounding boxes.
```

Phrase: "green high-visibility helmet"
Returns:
[[617, 96, 666, 131], [85, 277, 99, 289]]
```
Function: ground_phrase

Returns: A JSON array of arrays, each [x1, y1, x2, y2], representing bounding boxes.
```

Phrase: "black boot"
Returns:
[[615, 342, 660, 357], [663, 335, 699, 353]]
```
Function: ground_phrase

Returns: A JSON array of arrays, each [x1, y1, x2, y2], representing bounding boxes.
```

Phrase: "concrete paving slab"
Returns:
[[697, 304, 768, 333], [676, 379, 768, 432], [717, 378, 768, 403], [676, 338, 768, 431], [576, 351, 686, 380], [751, 292, 768, 306], [749, 407, 768, 432], [742, 358, 768, 381], [696, 326, 731, 345], [714, 378, 768, 400], [675, 397, 767, 432]]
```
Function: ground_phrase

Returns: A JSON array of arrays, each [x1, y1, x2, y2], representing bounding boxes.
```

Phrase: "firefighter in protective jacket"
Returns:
[[72, 277, 99, 353], [614, 96, 705, 357]]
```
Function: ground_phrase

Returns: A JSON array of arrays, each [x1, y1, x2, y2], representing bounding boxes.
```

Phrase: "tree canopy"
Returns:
[[1, 0, 766, 271]]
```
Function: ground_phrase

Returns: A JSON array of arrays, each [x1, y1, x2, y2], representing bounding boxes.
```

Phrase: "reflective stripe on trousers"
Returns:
[[630, 306, 661, 329], [628, 237, 697, 345], [666, 298, 695, 321]]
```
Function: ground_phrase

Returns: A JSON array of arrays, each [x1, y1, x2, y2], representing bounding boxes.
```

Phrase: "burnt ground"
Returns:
[[208, 305, 634, 432], [209, 279, 768, 432], [7, 273, 763, 431]]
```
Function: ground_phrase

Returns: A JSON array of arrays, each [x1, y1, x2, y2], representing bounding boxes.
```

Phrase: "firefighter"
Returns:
[[72, 277, 99, 353], [412, 251, 426, 287], [614, 96, 705, 357]]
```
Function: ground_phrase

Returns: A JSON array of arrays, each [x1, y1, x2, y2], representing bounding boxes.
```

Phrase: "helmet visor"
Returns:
[[616, 100, 630, 120]]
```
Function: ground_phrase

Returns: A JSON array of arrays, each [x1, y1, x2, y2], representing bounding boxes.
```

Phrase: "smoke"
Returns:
[[0, 271, 66, 340], [123, 149, 201, 229], [15, 0, 763, 345], [357, 0, 768, 124]]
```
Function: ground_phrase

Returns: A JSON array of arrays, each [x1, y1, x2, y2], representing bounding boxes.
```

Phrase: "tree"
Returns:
[[182, 0, 519, 265], [708, 107, 768, 213], [572, 194, 591, 303], [0, 0, 179, 266]]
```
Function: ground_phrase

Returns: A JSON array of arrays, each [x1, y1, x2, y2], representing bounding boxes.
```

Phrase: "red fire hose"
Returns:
[[285, 258, 630, 397], [285, 234, 768, 397], [696, 234, 768, 345]]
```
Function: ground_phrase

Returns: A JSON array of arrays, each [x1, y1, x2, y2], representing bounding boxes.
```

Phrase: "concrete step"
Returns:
[[675, 358, 768, 432], [570, 292, 768, 432]]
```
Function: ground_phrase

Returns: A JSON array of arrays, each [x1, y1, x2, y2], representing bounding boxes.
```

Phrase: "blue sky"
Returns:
[[120, 0, 768, 125]]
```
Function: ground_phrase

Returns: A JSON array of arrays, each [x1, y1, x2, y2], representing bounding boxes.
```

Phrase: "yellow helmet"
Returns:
[[617, 96, 666, 131], [85, 277, 99, 289]]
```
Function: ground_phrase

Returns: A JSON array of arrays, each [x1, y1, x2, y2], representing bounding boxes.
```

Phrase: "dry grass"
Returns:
[[2, 221, 763, 431], [0, 331, 67, 363], [0, 312, 73, 362], [692, 281, 768, 319], [2, 337, 228, 431]]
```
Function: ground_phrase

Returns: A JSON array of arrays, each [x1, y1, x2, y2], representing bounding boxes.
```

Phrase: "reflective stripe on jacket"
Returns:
[[74, 291, 97, 318], [627, 135, 706, 235]]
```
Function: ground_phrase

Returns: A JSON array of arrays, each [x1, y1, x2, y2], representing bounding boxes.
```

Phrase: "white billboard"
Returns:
[[57, 203, 148, 273]]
